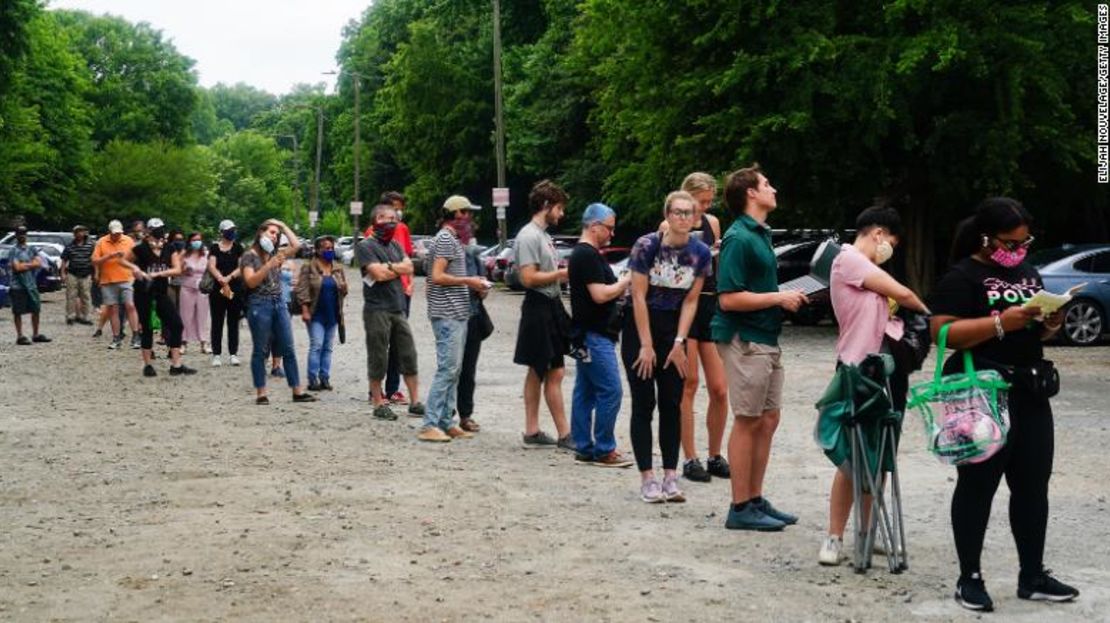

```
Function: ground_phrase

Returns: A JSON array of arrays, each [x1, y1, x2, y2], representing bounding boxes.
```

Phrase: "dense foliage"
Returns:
[[0, 1, 1102, 288]]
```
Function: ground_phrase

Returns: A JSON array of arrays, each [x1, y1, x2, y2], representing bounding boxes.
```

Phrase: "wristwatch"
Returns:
[[674, 337, 686, 345], [387, 262, 394, 273]]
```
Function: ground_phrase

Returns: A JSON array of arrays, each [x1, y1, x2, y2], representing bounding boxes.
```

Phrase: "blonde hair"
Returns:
[[663, 190, 696, 216], [681, 172, 717, 194]]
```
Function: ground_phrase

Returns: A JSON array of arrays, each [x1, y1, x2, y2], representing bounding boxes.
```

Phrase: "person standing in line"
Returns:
[[126, 218, 195, 377], [356, 204, 425, 420], [929, 197, 1078, 612], [623, 192, 711, 502], [179, 231, 211, 355], [91, 219, 142, 350], [817, 207, 929, 565], [712, 164, 807, 531], [207, 219, 244, 367], [455, 231, 490, 433], [166, 229, 186, 311], [8, 226, 51, 345], [61, 224, 95, 326], [659, 172, 731, 483], [568, 203, 633, 467], [371, 191, 415, 405], [513, 180, 574, 449], [240, 219, 315, 404], [421, 195, 490, 442], [296, 236, 348, 391]]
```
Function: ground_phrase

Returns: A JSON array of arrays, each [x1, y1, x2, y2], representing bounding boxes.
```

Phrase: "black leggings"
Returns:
[[456, 313, 484, 418], [621, 309, 683, 472], [134, 290, 183, 350], [951, 389, 1053, 577], [209, 291, 242, 356]]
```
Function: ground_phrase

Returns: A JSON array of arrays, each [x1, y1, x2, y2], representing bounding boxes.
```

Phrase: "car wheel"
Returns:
[[1060, 299, 1105, 346]]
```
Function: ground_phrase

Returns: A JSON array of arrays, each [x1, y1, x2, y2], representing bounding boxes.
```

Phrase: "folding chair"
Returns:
[[815, 354, 907, 574]]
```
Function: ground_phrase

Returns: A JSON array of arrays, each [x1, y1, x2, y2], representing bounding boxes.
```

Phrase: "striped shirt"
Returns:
[[425, 228, 470, 320], [62, 239, 95, 278]]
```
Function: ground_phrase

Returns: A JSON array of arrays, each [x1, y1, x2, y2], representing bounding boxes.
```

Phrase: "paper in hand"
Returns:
[[1023, 283, 1086, 317]]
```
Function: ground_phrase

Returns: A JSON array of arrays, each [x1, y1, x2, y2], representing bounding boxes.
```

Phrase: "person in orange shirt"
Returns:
[[92, 219, 143, 349], [366, 191, 416, 404]]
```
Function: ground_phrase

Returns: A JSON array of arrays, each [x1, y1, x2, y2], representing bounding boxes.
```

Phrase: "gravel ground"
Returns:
[[1, 271, 1108, 622]]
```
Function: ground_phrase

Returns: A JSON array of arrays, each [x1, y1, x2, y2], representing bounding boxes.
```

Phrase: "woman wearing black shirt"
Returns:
[[208, 219, 245, 366], [929, 197, 1079, 612], [128, 218, 195, 378]]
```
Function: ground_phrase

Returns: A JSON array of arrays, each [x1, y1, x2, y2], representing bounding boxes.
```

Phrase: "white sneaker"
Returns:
[[211, 355, 222, 367], [818, 536, 845, 566], [229, 355, 241, 366]]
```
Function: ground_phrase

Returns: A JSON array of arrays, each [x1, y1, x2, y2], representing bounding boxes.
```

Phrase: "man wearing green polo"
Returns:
[[712, 164, 808, 531]]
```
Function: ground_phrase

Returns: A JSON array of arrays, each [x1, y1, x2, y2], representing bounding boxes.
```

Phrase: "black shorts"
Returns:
[[10, 289, 40, 316], [687, 293, 717, 342], [513, 290, 568, 376]]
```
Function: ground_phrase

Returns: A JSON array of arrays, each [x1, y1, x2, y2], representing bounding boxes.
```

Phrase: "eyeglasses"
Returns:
[[593, 222, 615, 233], [668, 209, 695, 219], [993, 235, 1035, 251]]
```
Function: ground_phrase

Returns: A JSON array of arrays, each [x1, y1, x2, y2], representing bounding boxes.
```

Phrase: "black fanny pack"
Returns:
[[979, 357, 1060, 399]]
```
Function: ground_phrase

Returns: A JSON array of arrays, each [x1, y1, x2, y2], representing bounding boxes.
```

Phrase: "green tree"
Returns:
[[53, 10, 199, 146], [209, 130, 299, 233], [209, 82, 278, 131]]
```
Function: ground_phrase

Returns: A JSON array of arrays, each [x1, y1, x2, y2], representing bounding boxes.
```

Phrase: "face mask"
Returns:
[[172, 240, 186, 252], [190, 240, 203, 250], [875, 240, 894, 265], [374, 222, 398, 244], [320, 249, 336, 262], [990, 245, 1026, 268], [222, 229, 237, 241], [259, 236, 275, 254], [449, 217, 473, 244], [395, 210, 403, 221], [150, 227, 165, 240]]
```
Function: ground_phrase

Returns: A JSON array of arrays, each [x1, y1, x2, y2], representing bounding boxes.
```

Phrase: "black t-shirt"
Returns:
[[355, 237, 406, 313], [568, 242, 620, 340], [691, 217, 717, 293], [133, 241, 175, 298], [209, 241, 244, 291], [928, 257, 1045, 369]]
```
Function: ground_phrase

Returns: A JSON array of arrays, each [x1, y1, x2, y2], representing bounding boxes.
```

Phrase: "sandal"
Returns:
[[256, 396, 270, 405], [292, 393, 317, 403], [459, 418, 481, 432]]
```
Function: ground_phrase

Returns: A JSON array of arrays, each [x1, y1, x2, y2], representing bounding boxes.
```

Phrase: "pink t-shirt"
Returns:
[[830, 245, 904, 364]]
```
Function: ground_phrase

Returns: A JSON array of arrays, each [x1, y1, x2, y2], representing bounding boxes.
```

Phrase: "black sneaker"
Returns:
[[32, 334, 51, 343], [954, 573, 994, 612], [556, 435, 576, 452], [683, 458, 712, 482], [307, 378, 322, 392], [1017, 569, 1079, 603], [143, 364, 157, 378], [93, 329, 103, 338], [168, 365, 197, 376], [706, 455, 731, 478]]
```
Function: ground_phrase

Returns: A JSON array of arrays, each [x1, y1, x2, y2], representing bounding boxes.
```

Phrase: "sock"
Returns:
[[751, 496, 765, 505], [732, 500, 750, 513]]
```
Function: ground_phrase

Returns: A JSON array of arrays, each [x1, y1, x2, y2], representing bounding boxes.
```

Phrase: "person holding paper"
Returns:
[[928, 197, 1077, 613]]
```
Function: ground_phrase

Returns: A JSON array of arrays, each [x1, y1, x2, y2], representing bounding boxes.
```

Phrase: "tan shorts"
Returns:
[[717, 336, 784, 418]]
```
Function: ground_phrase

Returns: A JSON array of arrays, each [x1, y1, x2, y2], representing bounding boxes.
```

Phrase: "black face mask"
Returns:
[[150, 227, 166, 240]]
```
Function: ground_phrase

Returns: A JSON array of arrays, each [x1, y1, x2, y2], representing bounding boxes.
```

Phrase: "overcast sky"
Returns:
[[47, 0, 370, 95]]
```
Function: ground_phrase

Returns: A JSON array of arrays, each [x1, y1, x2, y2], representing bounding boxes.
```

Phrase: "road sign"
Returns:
[[496, 206, 506, 220], [309, 211, 319, 227], [349, 201, 363, 215], [492, 187, 510, 207]]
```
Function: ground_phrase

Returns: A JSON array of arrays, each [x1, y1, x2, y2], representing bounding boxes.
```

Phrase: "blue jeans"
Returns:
[[307, 320, 337, 382], [424, 317, 468, 431], [572, 331, 623, 459], [247, 297, 299, 390]]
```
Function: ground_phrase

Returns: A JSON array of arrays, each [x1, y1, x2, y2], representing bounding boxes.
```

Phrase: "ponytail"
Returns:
[[948, 197, 1033, 265]]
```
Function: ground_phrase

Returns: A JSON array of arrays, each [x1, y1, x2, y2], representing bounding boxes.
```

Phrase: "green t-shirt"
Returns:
[[710, 214, 783, 346]]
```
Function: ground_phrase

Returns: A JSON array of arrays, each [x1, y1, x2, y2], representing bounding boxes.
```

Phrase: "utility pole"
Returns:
[[492, 0, 507, 246], [353, 76, 361, 237], [278, 134, 301, 231], [313, 106, 323, 239]]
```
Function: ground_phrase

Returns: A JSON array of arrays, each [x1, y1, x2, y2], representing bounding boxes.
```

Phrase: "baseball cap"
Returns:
[[15, 225, 28, 235], [73, 224, 88, 233], [582, 202, 615, 225], [146, 217, 165, 230], [443, 195, 480, 213], [108, 220, 124, 234], [218, 219, 236, 232]]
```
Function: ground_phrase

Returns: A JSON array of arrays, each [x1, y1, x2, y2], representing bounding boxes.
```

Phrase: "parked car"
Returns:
[[411, 235, 433, 276], [1033, 244, 1110, 346], [0, 230, 74, 248], [336, 236, 359, 266], [0, 244, 63, 297], [488, 241, 516, 283], [504, 237, 577, 291]]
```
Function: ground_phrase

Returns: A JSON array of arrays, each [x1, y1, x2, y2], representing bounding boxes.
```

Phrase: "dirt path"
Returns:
[[2, 273, 1108, 622]]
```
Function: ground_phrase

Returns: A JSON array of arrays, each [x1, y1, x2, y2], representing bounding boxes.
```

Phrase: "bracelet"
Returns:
[[993, 315, 1005, 340], [674, 337, 686, 344]]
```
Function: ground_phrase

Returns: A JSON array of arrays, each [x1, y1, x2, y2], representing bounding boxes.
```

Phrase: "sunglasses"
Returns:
[[993, 235, 1035, 251]]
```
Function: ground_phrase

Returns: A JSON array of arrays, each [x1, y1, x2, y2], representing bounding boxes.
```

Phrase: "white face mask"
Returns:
[[259, 236, 275, 254], [875, 239, 894, 265]]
